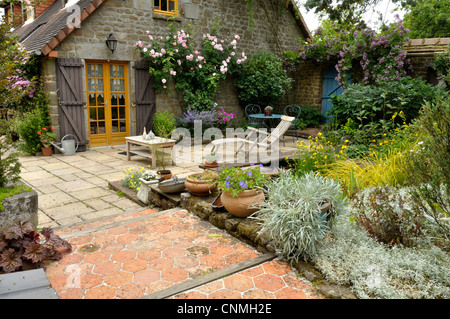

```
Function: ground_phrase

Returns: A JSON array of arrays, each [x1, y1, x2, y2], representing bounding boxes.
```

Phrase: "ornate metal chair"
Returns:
[[283, 105, 302, 143], [244, 104, 263, 127]]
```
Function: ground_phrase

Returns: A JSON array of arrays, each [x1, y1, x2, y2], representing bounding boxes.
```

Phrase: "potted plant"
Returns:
[[217, 165, 268, 217], [264, 106, 273, 116], [154, 146, 172, 180], [185, 169, 219, 196], [37, 126, 56, 156], [204, 153, 219, 168]]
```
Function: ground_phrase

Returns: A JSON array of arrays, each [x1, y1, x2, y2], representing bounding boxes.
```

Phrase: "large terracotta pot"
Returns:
[[221, 189, 265, 217], [185, 173, 217, 196]]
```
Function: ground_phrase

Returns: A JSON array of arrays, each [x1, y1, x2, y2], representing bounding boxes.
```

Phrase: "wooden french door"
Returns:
[[86, 61, 130, 147]]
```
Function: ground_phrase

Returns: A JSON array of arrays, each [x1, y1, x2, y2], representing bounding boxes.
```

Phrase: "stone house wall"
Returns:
[[41, 0, 307, 143]]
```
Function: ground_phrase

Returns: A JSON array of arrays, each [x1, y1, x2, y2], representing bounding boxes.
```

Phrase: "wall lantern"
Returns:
[[106, 34, 118, 54]]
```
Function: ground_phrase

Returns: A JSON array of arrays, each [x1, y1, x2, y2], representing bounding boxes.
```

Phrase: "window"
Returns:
[[154, 0, 178, 16]]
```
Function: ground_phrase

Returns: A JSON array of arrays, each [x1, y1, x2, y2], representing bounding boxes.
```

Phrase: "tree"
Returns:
[[301, 0, 414, 26], [402, 0, 450, 38]]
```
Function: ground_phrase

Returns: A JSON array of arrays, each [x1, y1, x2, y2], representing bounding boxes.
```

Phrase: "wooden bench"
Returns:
[[0, 268, 59, 299]]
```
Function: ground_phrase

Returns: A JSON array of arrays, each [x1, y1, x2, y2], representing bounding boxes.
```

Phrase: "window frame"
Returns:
[[154, 0, 178, 16]]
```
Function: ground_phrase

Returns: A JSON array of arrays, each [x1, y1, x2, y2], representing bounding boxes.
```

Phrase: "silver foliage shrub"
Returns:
[[251, 171, 347, 262], [313, 194, 450, 299]]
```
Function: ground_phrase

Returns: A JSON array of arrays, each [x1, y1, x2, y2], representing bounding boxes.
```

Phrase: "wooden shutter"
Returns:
[[133, 61, 156, 136], [55, 58, 87, 151]]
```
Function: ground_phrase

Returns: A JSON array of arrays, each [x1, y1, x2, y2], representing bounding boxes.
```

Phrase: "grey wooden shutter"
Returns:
[[134, 61, 156, 135], [55, 58, 87, 151]]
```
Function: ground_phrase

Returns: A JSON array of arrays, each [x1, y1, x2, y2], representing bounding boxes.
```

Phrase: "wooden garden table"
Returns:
[[125, 135, 176, 169]]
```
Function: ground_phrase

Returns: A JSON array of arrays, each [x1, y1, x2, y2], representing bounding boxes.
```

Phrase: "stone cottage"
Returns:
[[10, 0, 312, 150]]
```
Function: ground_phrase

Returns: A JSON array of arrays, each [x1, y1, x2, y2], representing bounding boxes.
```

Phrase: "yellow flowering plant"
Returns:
[[289, 132, 349, 177]]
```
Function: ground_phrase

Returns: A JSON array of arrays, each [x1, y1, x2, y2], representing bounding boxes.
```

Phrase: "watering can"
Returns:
[[50, 134, 79, 156]]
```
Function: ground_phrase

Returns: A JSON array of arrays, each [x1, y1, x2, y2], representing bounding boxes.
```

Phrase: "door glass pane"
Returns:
[[119, 106, 125, 119], [88, 79, 95, 92], [89, 93, 96, 106], [112, 107, 118, 120], [98, 107, 105, 120], [87, 64, 95, 77], [110, 65, 116, 78], [112, 120, 118, 133], [96, 64, 103, 77], [118, 79, 124, 92], [97, 93, 104, 106], [117, 65, 124, 78], [111, 93, 117, 105], [89, 108, 97, 120], [98, 121, 105, 134], [90, 122, 97, 134], [169, 0, 175, 11], [110, 79, 117, 91], [96, 79, 103, 92], [118, 93, 125, 105], [120, 120, 126, 132]]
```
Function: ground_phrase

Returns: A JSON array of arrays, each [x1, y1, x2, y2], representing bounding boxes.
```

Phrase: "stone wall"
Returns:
[[293, 38, 450, 116], [42, 0, 307, 145]]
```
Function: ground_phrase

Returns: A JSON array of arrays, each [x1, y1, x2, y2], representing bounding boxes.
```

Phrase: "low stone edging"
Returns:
[[0, 180, 38, 235]]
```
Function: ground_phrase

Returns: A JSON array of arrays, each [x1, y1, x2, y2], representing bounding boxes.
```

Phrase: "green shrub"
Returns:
[[14, 108, 45, 155], [0, 120, 21, 188], [233, 51, 293, 106], [152, 111, 176, 138], [252, 171, 347, 262], [298, 104, 324, 127], [328, 77, 437, 141], [405, 94, 450, 246]]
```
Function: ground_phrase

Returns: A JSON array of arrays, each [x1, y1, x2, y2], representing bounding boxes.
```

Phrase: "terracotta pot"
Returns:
[[41, 146, 52, 156], [157, 170, 172, 180], [185, 173, 217, 196], [221, 189, 265, 217], [204, 161, 218, 168]]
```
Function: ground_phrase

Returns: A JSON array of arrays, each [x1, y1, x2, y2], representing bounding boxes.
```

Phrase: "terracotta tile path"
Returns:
[[45, 207, 323, 299]]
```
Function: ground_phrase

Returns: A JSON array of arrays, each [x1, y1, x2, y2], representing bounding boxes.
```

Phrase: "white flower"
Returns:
[[162, 78, 167, 84]]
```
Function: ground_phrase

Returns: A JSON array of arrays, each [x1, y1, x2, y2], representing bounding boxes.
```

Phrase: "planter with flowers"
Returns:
[[217, 165, 268, 217], [264, 106, 273, 116], [137, 170, 163, 204], [37, 126, 56, 156]]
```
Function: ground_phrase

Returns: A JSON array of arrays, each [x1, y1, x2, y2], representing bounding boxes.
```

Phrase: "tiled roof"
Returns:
[[13, 0, 106, 55]]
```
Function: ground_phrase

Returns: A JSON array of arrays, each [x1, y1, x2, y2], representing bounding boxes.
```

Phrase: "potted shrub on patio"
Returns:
[[217, 165, 268, 217], [37, 126, 56, 156], [185, 170, 219, 196], [204, 153, 219, 168]]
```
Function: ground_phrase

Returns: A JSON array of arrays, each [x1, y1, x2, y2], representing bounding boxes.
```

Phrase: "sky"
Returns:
[[296, 0, 406, 33]]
